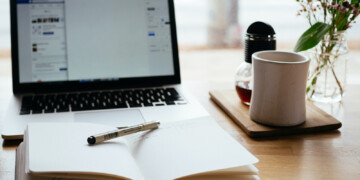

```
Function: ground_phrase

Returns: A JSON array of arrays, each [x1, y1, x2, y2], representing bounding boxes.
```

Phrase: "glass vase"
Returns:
[[306, 31, 348, 103]]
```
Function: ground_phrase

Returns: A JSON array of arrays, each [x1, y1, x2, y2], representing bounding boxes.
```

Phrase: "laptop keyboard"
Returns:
[[20, 88, 186, 115]]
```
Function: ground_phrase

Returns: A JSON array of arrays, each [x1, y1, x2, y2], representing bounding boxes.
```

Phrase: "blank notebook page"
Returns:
[[27, 123, 143, 180]]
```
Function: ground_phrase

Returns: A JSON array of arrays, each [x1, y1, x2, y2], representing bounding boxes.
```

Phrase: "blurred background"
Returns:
[[1, 0, 360, 58], [175, 0, 360, 50]]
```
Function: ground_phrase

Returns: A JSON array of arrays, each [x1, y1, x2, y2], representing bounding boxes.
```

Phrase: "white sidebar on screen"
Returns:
[[65, 0, 174, 81]]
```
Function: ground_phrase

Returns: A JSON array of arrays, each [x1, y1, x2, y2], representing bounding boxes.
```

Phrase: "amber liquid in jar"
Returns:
[[235, 81, 252, 105]]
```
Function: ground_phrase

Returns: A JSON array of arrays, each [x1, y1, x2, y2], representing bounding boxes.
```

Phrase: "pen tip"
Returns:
[[87, 136, 96, 145]]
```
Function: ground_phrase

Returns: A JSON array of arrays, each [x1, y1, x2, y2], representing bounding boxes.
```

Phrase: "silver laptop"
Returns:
[[2, 0, 209, 140]]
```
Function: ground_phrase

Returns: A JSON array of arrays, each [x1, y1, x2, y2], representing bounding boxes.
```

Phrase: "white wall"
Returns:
[[0, 0, 10, 49], [175, 0, 360, 47], [174, 0, 208, 46]]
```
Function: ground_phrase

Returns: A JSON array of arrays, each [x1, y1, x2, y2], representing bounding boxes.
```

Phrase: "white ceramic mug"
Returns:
[[250, 51, 310, 127]]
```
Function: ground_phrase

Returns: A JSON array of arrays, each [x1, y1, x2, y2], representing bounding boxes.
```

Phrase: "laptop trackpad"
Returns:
[[74, 109, 145, 127]]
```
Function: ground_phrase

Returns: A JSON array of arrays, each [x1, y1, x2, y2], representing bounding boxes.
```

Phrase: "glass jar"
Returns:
[[234, 21, 276, 105], [235, 61, 252, 105], [307, 31, 348, 103]]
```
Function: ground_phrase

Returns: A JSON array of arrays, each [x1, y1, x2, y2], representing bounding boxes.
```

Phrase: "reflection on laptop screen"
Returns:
[[16, 0, 174, 83]]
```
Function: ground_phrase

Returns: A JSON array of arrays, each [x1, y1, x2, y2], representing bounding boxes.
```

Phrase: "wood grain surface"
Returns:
[[209, 90, 342, 137]]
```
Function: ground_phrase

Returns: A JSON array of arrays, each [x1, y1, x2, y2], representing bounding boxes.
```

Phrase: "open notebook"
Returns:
[[15, 117, 259, 180]]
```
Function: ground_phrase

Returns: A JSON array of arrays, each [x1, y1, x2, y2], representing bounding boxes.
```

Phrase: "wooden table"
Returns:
[[1, 49, 360, 179]]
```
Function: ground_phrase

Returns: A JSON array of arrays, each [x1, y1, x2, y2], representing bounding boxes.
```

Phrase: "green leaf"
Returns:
[[311, 76, 317, 85], [351, 0, 359, 5], [337, 16, 349, 30], [294, 22, 331, 52]]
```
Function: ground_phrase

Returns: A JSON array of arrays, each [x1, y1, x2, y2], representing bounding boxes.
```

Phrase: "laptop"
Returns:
[[2, 0, 209, 140]]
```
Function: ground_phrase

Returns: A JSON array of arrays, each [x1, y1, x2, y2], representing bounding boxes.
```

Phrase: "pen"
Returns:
[[87, 121, 160, 145]]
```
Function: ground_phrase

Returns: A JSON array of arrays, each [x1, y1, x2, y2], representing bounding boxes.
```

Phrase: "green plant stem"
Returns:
[[331, 66, 344, 96]]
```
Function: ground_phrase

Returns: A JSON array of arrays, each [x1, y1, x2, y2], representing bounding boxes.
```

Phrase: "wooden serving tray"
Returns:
[[209, 90, 342, 138]]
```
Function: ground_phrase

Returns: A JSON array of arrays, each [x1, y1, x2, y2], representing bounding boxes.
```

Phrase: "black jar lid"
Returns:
[[246, 21, 275, 36], [245, 21, 276, 63]]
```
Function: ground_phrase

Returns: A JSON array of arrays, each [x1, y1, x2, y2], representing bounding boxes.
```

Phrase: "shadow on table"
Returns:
[[251, 129, 342, 141], [2, 139, 23, 148]]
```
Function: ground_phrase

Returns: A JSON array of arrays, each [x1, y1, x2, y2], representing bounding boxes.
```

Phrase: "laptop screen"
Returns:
[[16, 0, 175, 84]]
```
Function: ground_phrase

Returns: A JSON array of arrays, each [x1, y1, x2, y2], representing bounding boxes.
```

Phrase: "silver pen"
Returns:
[[87, 121, 160, 145]]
